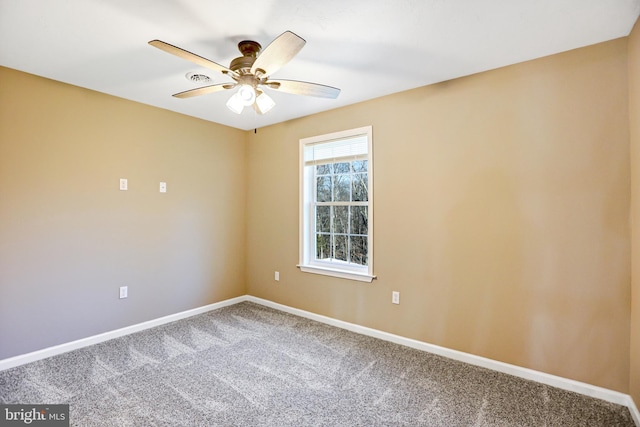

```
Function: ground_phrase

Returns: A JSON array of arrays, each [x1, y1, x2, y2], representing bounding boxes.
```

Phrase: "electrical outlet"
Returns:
[[275, 271, 280, 281], [119, 178, 128, 191], [119, 286, 128, 299], [392, 291, 400, 304]]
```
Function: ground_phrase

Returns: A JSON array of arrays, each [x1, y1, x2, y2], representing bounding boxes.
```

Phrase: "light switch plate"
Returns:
[[159, 182, 167, 193], [119, 178, 128, 191]]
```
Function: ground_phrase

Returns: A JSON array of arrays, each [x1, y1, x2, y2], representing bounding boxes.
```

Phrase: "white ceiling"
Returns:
[[1, 0, 639, 131]]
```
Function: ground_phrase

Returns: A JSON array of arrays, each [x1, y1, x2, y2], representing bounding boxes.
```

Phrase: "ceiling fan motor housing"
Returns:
[[230, 40, 262, 74], [230, 56, 255, 73]]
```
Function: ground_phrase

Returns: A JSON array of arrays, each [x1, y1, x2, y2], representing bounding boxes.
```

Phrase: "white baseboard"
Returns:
[[246, 296, 637, 420], [1, 294, 637, 426], [0, 296, 247, 372]]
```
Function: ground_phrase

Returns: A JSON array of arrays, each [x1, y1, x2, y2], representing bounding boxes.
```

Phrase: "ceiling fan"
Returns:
[[149, 31, 340, 115]]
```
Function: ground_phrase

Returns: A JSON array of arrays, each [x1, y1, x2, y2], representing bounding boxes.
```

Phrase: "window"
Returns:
[[299, 126, 374, 282]]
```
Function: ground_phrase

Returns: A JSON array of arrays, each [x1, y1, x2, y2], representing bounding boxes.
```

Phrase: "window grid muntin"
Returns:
[[313, 158, 368, 267]]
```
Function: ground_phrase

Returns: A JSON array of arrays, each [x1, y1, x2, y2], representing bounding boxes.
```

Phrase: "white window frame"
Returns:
[[299, 126, 374, 282]]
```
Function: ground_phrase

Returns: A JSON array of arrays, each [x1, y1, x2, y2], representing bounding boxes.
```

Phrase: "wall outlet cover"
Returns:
[[392, 291, 400, 304]]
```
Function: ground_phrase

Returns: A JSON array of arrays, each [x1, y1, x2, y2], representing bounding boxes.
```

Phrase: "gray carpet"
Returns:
[[0, 301, 634, 426]]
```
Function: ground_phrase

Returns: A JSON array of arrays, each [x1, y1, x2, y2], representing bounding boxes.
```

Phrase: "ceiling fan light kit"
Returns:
[[149, 31, 340, 115], [255, 91, 276, 114], [225, 92, 244, 114]]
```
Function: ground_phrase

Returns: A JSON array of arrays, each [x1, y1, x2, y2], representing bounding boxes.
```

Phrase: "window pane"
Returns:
[[333, 206, 348, 234], [334, 174, 351, 201], [316, 176, 332, 202], [334, 162, 350, 174], [316, 206, 330, 233], [350, 206, 368, 235], [352, 173, 368, 202], [334, 235, 348, 262], [352, 160, 368, 173], [316, 163, 332, 175], [350, 236, 368, 265], [316, 233, 331, 260]]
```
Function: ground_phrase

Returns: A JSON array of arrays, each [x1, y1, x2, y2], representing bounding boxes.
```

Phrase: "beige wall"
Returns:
[[246, 39, 631, 392], [630, 19, 640, 404], [0, 66, 247, 359]]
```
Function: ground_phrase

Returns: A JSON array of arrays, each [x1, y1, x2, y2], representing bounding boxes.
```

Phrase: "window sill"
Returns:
[[298, 264, 376, 283]]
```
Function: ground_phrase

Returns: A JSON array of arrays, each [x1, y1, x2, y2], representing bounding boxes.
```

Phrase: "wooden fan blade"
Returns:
[[172, 83, 234, 99], [268, 79, 340, 99], [250, 31, 305, 76], [149, 40, 234, 76]]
